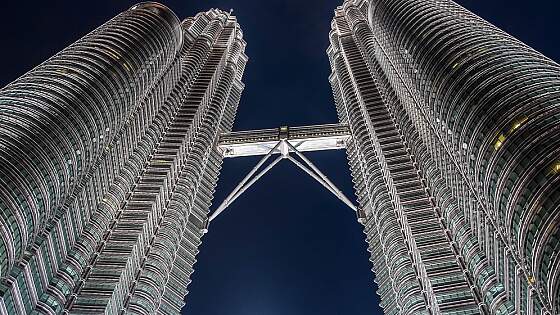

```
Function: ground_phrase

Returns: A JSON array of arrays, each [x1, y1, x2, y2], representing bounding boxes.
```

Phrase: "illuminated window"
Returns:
[[494, 134, 506, 151], [509, 116, 528, 133], [494, 116, 529, 151]]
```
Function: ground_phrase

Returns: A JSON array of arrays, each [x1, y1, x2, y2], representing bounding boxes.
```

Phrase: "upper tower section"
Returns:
[[130, 2, 184, 46]]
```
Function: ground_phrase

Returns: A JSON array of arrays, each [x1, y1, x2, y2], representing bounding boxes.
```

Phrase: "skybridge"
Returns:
[[206, 124, 366, 228]]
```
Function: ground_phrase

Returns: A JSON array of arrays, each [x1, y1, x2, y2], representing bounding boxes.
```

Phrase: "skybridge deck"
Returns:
[[218, 123, 351, 158]]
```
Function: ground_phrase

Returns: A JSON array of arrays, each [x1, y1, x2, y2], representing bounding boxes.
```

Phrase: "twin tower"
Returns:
[[0, 1, 558, 314]]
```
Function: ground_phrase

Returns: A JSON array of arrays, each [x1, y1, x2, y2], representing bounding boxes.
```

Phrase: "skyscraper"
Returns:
[[328, 0, 559, 314], [2, 0, 560, 314], [0, 3, 247, 314]]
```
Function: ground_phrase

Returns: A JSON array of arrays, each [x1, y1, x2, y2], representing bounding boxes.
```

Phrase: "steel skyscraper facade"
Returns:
[[0, 3, 247, 314], [328, 0, 559, 314], [1, 0, 560, 315]]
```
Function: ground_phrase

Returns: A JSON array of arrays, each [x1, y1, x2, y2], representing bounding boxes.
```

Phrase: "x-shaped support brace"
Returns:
[[205, 139, 361, 232]]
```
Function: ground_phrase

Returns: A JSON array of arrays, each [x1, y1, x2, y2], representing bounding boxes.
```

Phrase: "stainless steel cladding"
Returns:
[[0, 3, 248, 314], [328, 0, 560, 314]]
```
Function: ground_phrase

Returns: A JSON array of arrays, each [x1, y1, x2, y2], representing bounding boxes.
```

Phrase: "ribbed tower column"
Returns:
[[328, 0, 560, 314], [329, 4, 484, 313], [0, 2, 182, 276], [0, 4, 248, 315], [367, 0, 560, 313]]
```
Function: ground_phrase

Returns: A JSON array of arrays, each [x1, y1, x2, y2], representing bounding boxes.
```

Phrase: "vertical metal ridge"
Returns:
[[328, 0, 560, 313]]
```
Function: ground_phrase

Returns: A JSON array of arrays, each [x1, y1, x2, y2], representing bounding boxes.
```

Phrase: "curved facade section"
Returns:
[[0, 3, 183, 277], [0, 4, 248, 315], [367, 0, 560, 313], [130, 2, 183, 42], [323, 0, 560, 313], [329, 6, 484, 313]]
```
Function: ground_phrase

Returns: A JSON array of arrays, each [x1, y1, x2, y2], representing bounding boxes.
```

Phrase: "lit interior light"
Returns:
[[494, 141, 502, 150], [510, 116, 528, 133], [554, 162, 560, 173], [493, 117, 528, 151], [494, 134, 506, 151], [103, 48, 120, 61]]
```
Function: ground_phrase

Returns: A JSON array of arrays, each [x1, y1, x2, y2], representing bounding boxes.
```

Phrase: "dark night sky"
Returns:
[[1, 1, 559, 314]]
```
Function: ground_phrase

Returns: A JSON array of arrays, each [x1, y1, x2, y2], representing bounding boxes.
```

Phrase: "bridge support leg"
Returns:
[[206, 139, 361, 230], [208, 141, 282, 224]]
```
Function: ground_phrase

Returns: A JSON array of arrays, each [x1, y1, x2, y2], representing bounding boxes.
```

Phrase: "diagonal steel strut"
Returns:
[[286, 155, 357, 212], [285, 141, 357, 212], [207, 139, 359, 229], [208, 141, 282, 223]]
